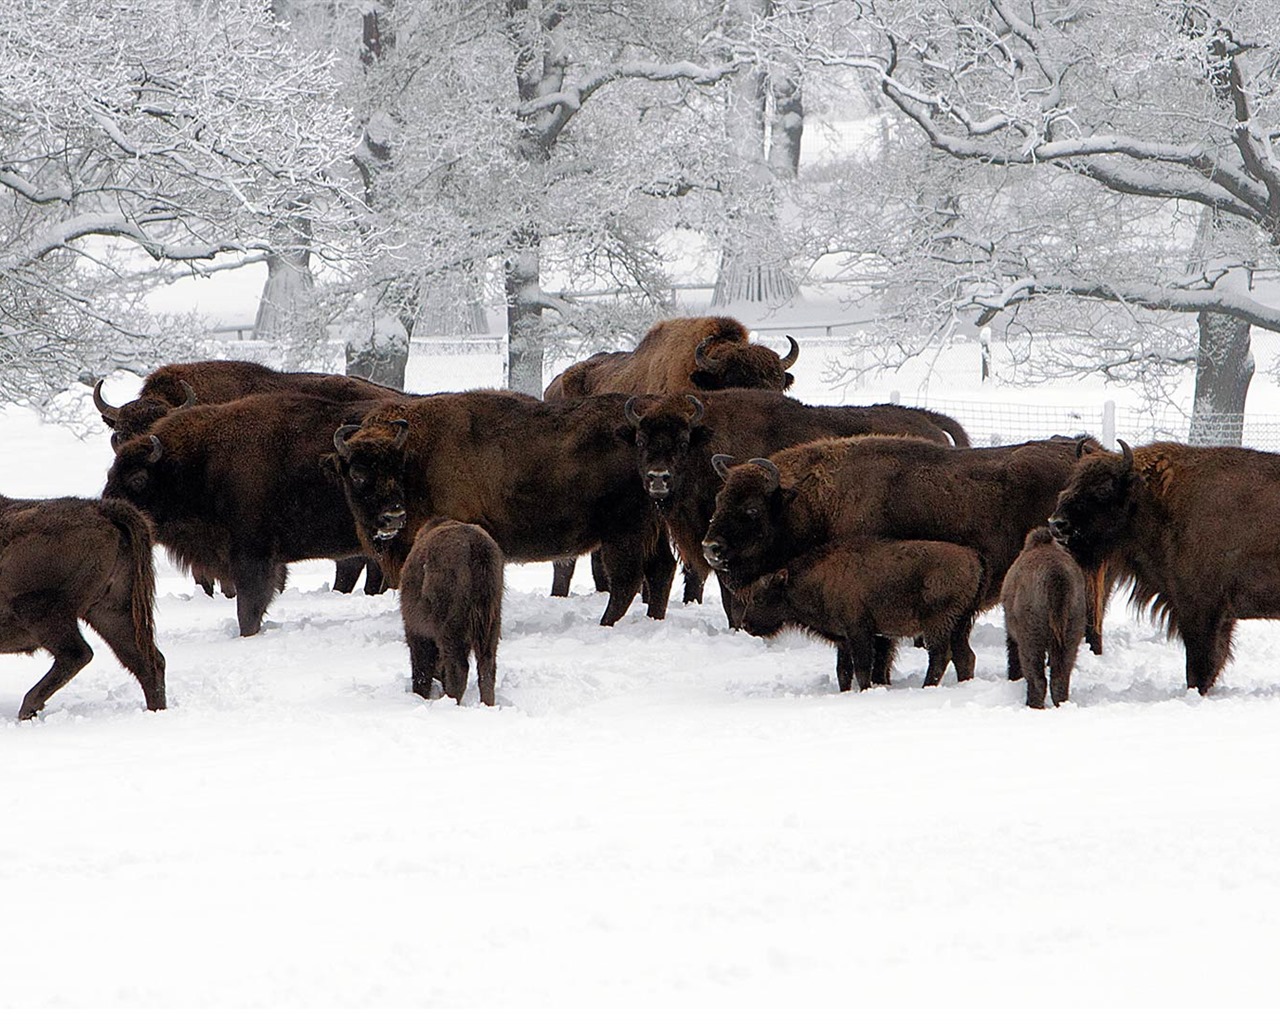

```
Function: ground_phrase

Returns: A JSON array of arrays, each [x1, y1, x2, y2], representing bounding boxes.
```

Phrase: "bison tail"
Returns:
[[925, 410, 970, 447], [1045, 569, 1075, 652], [101, 499, 163, 682]]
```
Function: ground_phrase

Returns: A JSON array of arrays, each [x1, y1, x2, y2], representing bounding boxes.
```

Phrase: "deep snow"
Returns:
[[2, 344, 1279, 1012]]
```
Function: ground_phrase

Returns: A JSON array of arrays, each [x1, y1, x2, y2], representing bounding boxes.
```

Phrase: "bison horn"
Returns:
[[685, 395, 704, 426], [748, 457, 781, 490], [146, 435, 164, 464], [333, 424, 360, 457], [694, 337, 722, 371], [1074, 437, 1090, 460], [780, 335, 800, 370], [1118, 438, 1133, 472], [93, 379, 121, 420], [624, 396, 644, 428], [178, 381, 198, 409], [390, 419, 410, 449], [712, 453, 735, 480]]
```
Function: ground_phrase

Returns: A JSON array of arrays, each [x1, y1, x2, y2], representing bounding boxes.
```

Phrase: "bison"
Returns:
[[1001, 527, 1088, 708], [738, 539, 983, 692], [94, 359, 400, 597], [701, 435, 1102, 644], [103, 392, 382, 637], [329, 391, 667, 627], [400, 518, 503, 706], [544, 316, 800, 399], [1, 495, 165, 720], [1048, 439, 1280, 695], [620, 390, 971, 623]]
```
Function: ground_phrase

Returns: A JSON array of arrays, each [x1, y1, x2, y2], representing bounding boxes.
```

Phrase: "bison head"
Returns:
[[331, 417, 411, 546], [690, 335, 799, 392], [102, 433, 182, 524], [1048, 439, 1140, 570], [95, 379, 196, 451], [736, 568, 793, 638], [701, 455, 794, 589], [619, 394, 708, 507]]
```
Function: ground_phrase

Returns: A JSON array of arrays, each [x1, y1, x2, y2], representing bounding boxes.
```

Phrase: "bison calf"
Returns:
[[400, 519, 503, 707], [739, 540, 983, 692], [1001, 527, 1087, 709], [1, 496, 165, 720]]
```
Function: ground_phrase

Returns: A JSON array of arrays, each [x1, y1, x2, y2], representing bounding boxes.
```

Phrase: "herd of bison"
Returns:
[[3, 315, 1278, 721]]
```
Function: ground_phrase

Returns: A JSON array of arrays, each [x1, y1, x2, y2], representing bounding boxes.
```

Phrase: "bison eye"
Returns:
[[348, 468, 370, 489], [126, 470, 148, 493], [745, 506, 761, 519]]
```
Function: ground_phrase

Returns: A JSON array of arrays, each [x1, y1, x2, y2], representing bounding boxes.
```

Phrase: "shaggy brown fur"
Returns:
[[400, 518, 503, 706], [739, 540, 983, 691], [330, 391, 666, 627], [103, 393, 381, 637], [1001, 527, 1087, 708], [0, 495, 165, 719], [1050, 440, 1280, 694]]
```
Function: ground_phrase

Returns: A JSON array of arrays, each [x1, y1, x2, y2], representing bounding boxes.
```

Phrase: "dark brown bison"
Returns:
[[620, 390, 971, 622], [1, 495, 165, 720], [739, 539, 983, 692], [544, 316, 800, 400], [702, 435, 1101, 641], [329, 391, 667, 627], [103, 393, 382, 637], [1049, 439, 1280, 695], [400, 518, 503, 706], [1001, 527, 1088, 708], [94, 359, 399, 597]]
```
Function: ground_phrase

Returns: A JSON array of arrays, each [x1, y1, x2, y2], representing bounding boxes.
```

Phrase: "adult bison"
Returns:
[[620, 390, 971, 622], [94, 359, 400, 596], [103, 393, 381, 637], [1, 495, 165, 720], [328, 391, 666, 627], [1049, 439, 1280, 695], [701, 434, 1098, 627], [544, 316, 800, 399]]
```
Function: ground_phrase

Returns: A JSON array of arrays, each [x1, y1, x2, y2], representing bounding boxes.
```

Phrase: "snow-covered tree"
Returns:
[[773, 0, 1280, 440], [0, 0, 362, 404]]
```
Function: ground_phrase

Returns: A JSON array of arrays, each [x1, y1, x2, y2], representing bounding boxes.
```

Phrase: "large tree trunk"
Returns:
[[253, 208, 316, 369], [504, 234, 545, 396], [1189, 308, 1253, 446]]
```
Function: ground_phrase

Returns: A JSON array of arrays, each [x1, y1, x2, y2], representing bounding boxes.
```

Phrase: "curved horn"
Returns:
[[1118, 438, 1133, 472], [333, 424, 360, 457], [685, 394, 704, 426], [711, 453, 735, 480], [92, 379, 121, 418], [177, 381, 198, 409], [780, 335, 800, 370], [748, 457, 781, 490], [390, 419, 410, 450], [146, 436, 164, 465], [694, 337, 722, 372], [1074, 437, 1090, 460], [624, 396, 644, 427]]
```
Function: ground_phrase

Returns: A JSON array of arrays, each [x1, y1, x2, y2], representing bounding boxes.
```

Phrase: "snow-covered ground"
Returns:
[[2, 347, 1279, 1013]]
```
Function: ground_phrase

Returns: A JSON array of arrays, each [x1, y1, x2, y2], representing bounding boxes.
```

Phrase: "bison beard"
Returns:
[[0, 495, 165, 719], [330, 391, 666, 628], [1050, 438, 1280, 695]]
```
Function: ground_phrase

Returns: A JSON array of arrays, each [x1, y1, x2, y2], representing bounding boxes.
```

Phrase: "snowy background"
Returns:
[[3, 344, 1278, 1012]]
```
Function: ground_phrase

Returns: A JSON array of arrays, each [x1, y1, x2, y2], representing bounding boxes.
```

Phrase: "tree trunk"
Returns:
[[505, 235, 545, 396], [252, 208, 316, 370], [767, 69, 804, 179], [1189, 308, 1253, 446]]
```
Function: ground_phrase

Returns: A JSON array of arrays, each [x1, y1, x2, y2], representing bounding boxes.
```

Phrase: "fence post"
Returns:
[[1102, 400, 1116, 449], [890, 390, 901, 405]]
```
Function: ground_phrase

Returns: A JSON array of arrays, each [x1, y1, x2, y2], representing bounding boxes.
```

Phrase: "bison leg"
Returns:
[[597, 540, 645, 627], [590, 550, 609, 592], [231, 555, 277, 637], [550, 558, 576, 598], [717, 575, 743, 629], [218, 576, 237, 599], [1047, 635, 1079, 708], [835, 643, 854, 693], [1023, 649, 1049, 709], [1006, 635, 1024, 681], [921, 634, 952, 688], [407, 634, 440, 699], [192, 567, 216, 597], [681, 564, 706, 604], [441, 642, 470, 704], [949, 620, 977, 682], [846, 631, 877, 691], [870, 635, 896, 687], [362, 558, 387, 595], [83, 602, 166, 712], [641, 539, 677, 621], [12, 599, 93, 720], [332, 557, 364, 594], [1182, 613, 1235, 696], [475, 645, 498, 708]]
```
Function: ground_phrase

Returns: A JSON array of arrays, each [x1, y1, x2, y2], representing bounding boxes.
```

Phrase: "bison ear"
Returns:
[[318, 453, 340, 479], [615, 423, 637, 445], [689, 370, 718, 390], [783, 372, 795, 391], [689, 424, 711, 448]]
